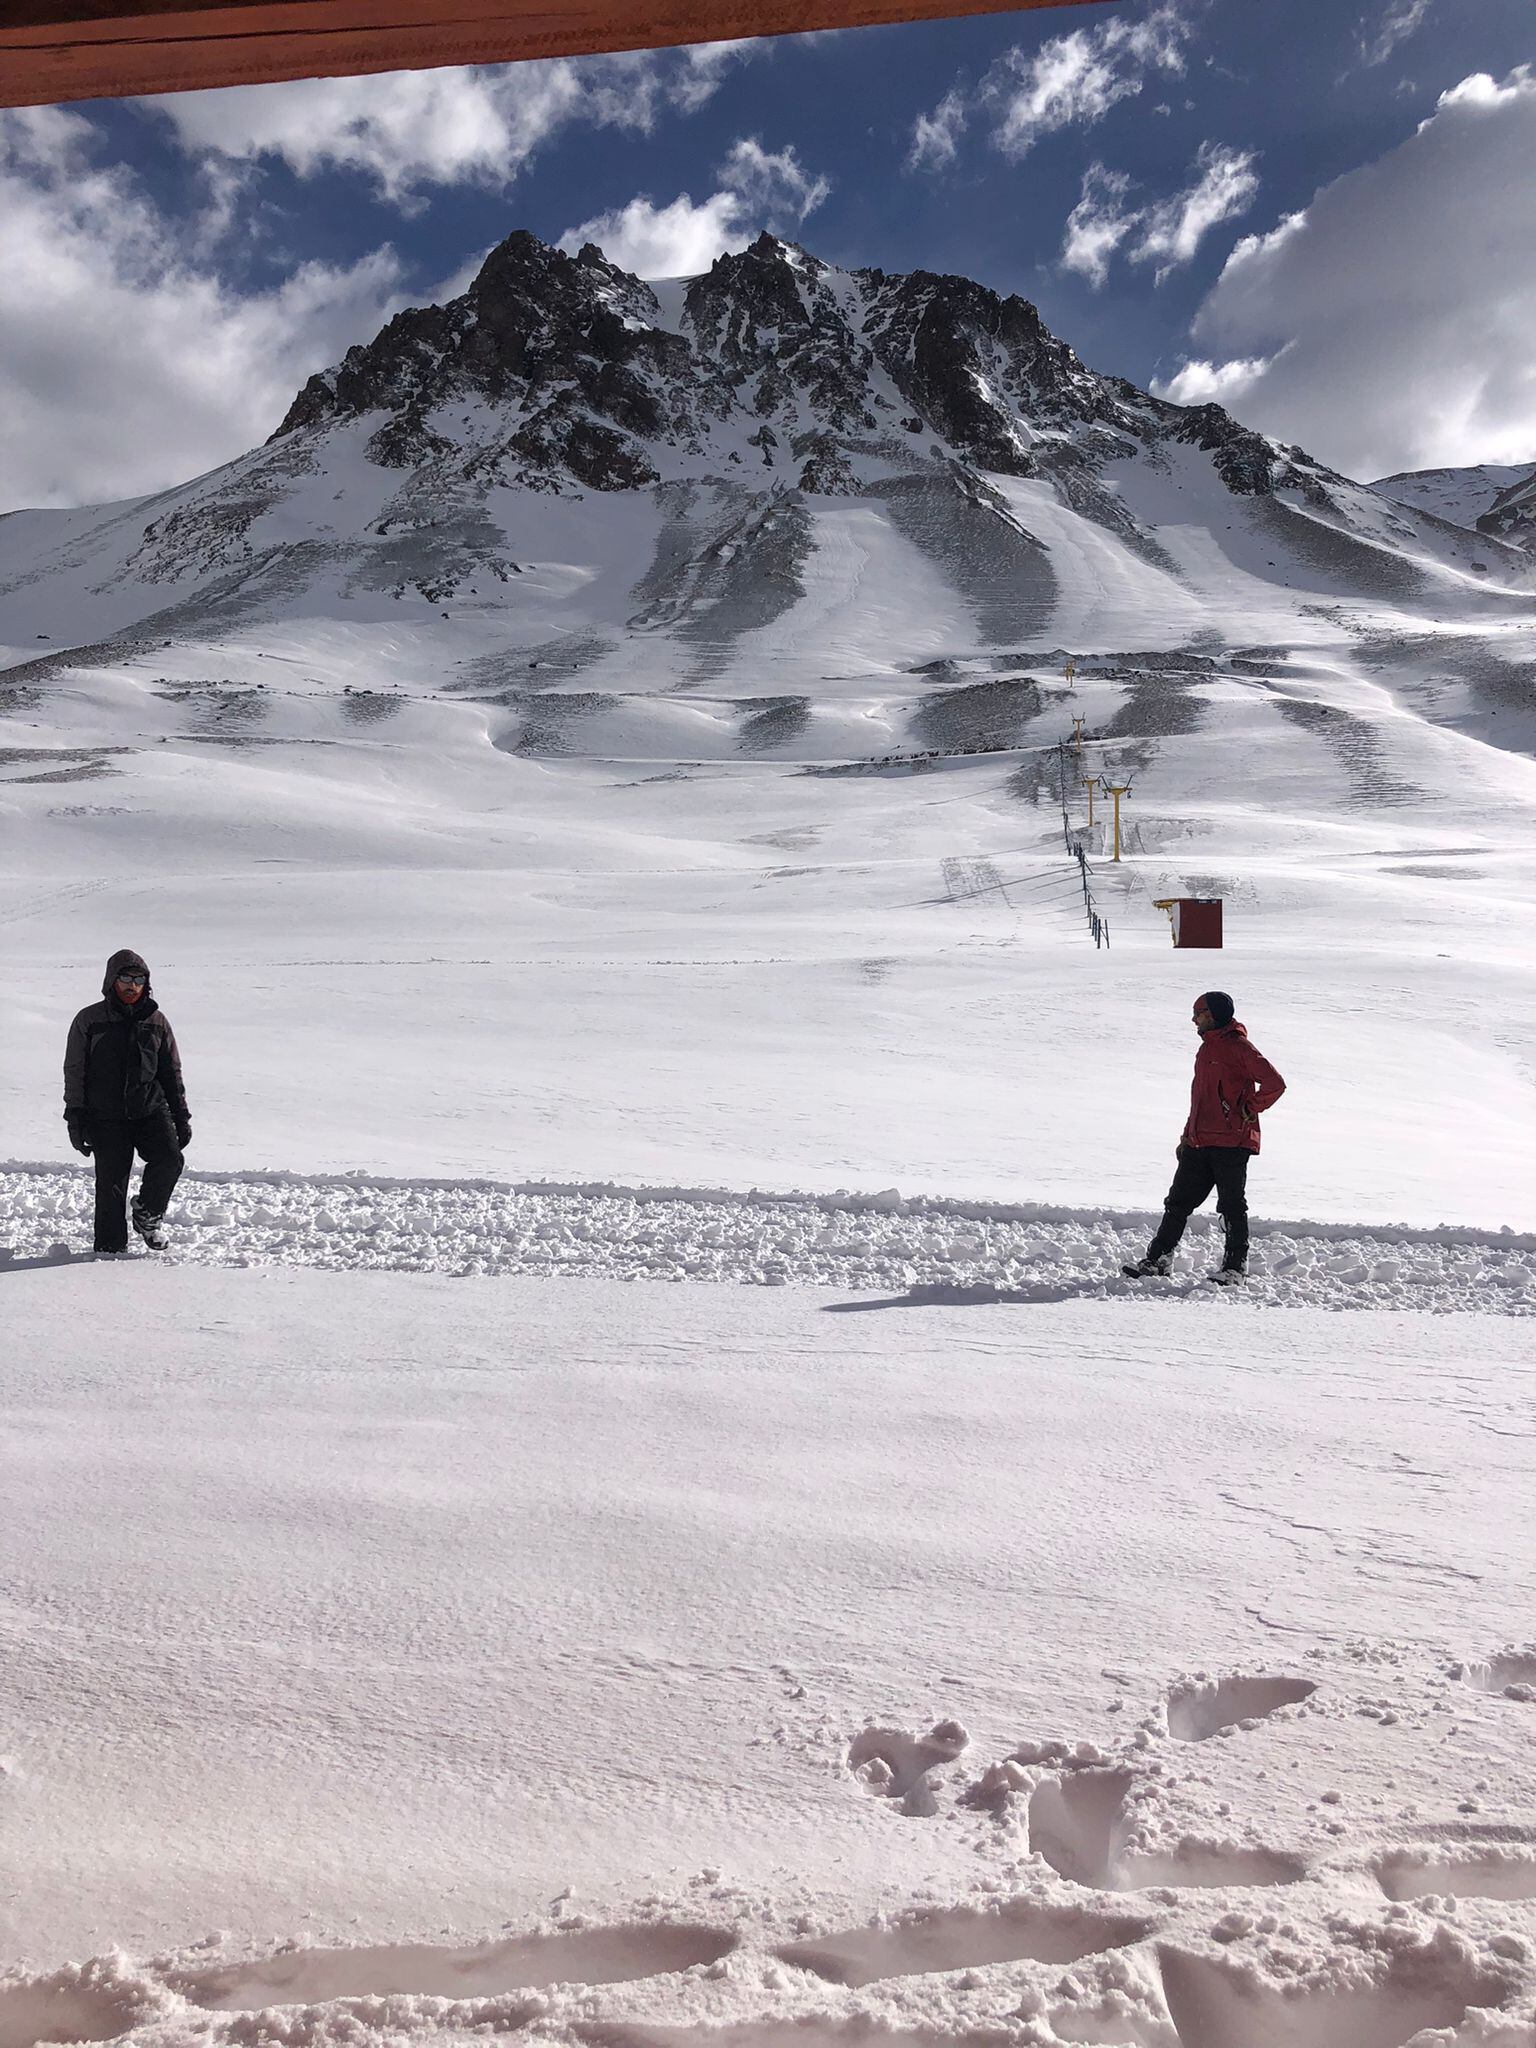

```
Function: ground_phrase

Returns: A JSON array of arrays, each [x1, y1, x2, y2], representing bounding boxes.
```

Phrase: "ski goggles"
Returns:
[[114, 972, 148, 987]]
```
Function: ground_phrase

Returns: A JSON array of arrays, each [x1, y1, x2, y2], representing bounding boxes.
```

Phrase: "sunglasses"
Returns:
[[115, 973, 148, 988]]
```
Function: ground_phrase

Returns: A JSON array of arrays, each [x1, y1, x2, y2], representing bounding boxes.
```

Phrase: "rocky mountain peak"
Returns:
[[264, 224, 1360, 510]]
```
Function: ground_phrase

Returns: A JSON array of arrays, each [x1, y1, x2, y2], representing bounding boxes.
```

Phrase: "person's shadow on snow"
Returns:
[[823, 1278, 1128, 1312], [0, 1247, 106, 1276]]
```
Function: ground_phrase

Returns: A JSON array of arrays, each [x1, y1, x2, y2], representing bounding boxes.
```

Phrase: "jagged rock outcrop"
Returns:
[[268, 227, 1342, 509]]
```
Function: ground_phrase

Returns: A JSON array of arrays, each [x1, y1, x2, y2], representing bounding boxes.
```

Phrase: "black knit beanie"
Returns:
[[1200, 990, 1235, 1027]]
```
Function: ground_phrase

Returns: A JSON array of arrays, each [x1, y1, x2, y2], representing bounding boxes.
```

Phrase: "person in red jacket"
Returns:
[[1123, 991, 1285, 1285]]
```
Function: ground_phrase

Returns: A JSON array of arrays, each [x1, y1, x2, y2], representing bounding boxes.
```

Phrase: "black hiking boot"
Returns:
[[1206, 1266, 1245, 1287], [1121, 1253, 1172, 1278], [131, 1203, 168, 1251]]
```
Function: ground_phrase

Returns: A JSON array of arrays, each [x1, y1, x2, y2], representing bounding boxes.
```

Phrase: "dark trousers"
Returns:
[[1148, 1146, 1251, 1269], [88, 1114, 184, 1252]]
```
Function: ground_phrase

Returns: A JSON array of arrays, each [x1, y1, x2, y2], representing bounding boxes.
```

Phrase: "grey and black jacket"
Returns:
[[64, 949, 190, 1129]]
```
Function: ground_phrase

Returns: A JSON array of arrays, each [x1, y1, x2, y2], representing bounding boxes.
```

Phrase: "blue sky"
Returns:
[[2, 0, 1533, 508]]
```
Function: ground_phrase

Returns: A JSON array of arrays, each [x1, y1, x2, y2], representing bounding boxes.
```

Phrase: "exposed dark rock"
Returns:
[[261, 225, 1364, 531], [738, 696, 812, 752], [1479, 464, 1536, 548], [367, 409, 455, 469]]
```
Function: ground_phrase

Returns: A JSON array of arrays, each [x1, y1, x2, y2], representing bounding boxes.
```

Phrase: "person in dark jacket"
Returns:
[[64, 949, 191, 1253], [1123, 992, 1285, 1286]]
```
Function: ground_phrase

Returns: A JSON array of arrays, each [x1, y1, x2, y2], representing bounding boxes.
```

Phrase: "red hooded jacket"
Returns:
[[1182, 1021, 1285, 1154]]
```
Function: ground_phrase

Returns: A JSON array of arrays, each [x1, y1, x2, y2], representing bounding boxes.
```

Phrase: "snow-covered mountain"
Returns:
[[2, 227, 1531, 704], [1372, 459, 1536, 532], [1480, 461, 1536, 547]]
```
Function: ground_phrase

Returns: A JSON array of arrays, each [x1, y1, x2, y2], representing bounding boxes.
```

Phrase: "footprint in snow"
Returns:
[[1452, 1649, 1536, 1702], [1025, 1765, 1306, 1894], [1374, 1846, 1536, 1901], [175, 1922, 737, 2011], [776, 1897, 1152, 1986], [580, 2029, 1010, 2048], [847, 1719, 968, 1817], [1164, 1673, 1317, 1742], [1157, 1939, 1509, 2048], [0, 1973, 158, 2048]]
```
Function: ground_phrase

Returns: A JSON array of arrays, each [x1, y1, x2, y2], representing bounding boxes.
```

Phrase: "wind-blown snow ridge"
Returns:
[[3, 1166, 1530, 1311]]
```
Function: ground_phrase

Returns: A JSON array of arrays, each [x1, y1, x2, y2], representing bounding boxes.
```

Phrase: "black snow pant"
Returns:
[[1147, 1146, 1251, 1271], [88, 1113, 184, 1252]]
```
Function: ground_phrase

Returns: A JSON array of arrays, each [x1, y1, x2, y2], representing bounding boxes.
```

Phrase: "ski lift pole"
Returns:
[[1072, 714, 1085, 758], [1080, 772, 1100, 829], [1104, 780, 1133, 862], [1057, 739, 1073, 849]]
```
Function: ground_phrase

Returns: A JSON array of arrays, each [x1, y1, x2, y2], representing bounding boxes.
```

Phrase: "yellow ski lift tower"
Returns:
[[1080, 772, 1101, 828], [1071, 715, 1086, 757]]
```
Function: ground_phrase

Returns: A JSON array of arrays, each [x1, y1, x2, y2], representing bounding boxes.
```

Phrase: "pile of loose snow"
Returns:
[[3, 1166, 1532, 1314]]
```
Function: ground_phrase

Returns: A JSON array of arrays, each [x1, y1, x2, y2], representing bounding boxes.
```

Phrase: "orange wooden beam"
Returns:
[[0, 0, 1112, 107]]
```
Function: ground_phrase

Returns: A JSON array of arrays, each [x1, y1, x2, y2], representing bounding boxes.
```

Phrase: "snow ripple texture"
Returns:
[[3, 1167, 1532, 1313]]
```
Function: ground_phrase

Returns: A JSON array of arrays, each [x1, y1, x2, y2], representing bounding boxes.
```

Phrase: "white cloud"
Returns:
[[1129, 141, 1259, 280], [1357, 0, 1434, 68], [669, 39, 759, 113], [911, 6, 1188, 175], [0, 109, 410, 510], [1151, 355, 1274, 406], [1060, 143, 1258, 289], [717, 138, 831, 222], [557, 192, 749, 278], [988, 3, 1189, 158], [1151, 66, 1536, 479], [908, 89, 968, 171], [557, 138, 830, 279], [140, 45, 755, 204], [1060, 164, 1139, 287], [1436, 66, 1533, 112]]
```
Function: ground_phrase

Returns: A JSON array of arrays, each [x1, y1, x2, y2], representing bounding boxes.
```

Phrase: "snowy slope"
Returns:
[[1481, 465, 1536, 549], [1373, 461, 1536, 532]]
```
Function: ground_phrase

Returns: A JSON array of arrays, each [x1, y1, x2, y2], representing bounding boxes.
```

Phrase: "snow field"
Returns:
[[3, 1166, 1534, 1312], [4, 663, 1534, 1230], [1, 1266, 1534, 2044]]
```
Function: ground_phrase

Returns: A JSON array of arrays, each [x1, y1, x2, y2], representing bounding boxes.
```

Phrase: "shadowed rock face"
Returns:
[[1479, 463, 1536, 547], [859, 267, 1115, 475], [264, 229, 1352, 516], [279, 234, 680, 492]]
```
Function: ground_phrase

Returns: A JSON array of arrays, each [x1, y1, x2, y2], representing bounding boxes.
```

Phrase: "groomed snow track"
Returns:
[[3, 1166, 1531, 1314]]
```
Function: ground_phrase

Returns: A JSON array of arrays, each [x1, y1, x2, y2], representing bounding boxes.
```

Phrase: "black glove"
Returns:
[[176, 1118, 192, 1150], [67, 1115, 91, 1157]]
